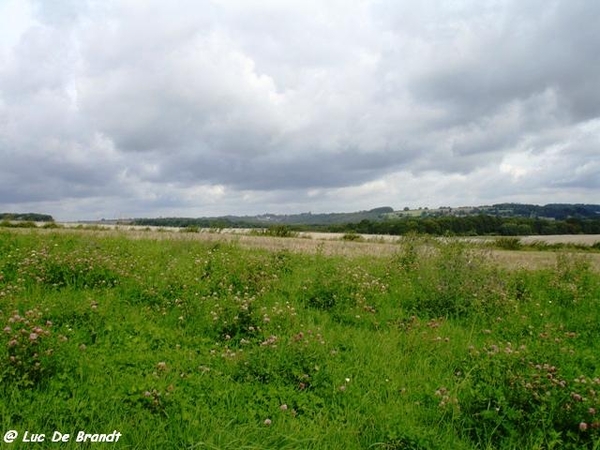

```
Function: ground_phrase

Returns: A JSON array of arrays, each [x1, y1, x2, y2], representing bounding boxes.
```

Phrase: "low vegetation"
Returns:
[[1, 229, 599, 449], [0, 213, 54, 222], [249, 225, 300, 238]]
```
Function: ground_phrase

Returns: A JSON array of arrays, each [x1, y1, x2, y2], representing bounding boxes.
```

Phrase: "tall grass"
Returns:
[[0, 230, 599, 449]]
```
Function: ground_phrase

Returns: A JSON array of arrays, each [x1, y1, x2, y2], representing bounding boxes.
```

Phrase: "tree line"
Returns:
[[0, 213, 54, 222], [323, 215, 600, 236], [133, 214, 600, 236]]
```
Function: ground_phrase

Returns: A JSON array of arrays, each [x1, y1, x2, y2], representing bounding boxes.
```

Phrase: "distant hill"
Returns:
[[387, 203, 600, 220], [132, 204, 600, 228], [133, 206, 395, 228], [491, 203, 600, 220]]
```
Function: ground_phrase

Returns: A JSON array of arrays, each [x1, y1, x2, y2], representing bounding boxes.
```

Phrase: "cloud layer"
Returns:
[[1, 0, 599, 220]]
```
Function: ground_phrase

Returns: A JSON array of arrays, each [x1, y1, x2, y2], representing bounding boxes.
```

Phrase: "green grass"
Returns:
[[1, 230, 599, 449]]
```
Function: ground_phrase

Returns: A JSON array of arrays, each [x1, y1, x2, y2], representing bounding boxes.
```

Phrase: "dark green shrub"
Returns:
[[494, 237, 523, 250], [182, 225, 199, 233], [256, 225, 298, 238]]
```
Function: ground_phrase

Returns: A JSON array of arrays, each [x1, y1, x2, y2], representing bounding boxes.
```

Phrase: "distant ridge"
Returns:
[[131, 203, 600, 228], [388, 203, 600, 220]]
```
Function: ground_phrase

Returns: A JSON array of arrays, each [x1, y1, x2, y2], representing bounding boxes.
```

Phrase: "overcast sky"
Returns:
[[1, 0, 599, 220]]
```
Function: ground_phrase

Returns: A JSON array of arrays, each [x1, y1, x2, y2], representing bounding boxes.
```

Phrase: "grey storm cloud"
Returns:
[[409, 1, 600, 122], [0, 0, 599, 220]]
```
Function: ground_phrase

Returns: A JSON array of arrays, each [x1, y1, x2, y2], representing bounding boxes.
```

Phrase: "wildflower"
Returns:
[[435, 388, 448, 397], [29, 332, 39, 341], [8, 339, 18, 347], [261, 335, 278, 347], [579, 422, 588, 431], [280, 404, 288, 411], [264, 418, 272, 426], [3, 326, 11, 334], [293, 332, 304, 342]]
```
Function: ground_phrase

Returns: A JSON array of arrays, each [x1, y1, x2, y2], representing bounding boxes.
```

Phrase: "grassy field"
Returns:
[[1, 229, 599, 449]]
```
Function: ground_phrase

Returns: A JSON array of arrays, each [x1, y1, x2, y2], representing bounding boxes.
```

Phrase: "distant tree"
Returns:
[[369, 206, 394, 214], [0, 213, 54, 222]]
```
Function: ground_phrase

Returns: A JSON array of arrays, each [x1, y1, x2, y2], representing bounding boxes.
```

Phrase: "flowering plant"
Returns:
[[1, 308, 59, 386]]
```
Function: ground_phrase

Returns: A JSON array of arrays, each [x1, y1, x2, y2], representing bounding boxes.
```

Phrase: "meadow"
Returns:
[[1, 228, 599, 449]]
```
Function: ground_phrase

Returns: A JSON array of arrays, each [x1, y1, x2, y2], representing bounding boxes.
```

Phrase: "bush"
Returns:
[[494, 237, 523, 250], [408, 242, 508, 318], [0, 220, 37, 228], [182, 225, 199, 233], [42, 222, 61, 229], [547, 253, 594, 306], [253, 225, 298, 238]]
